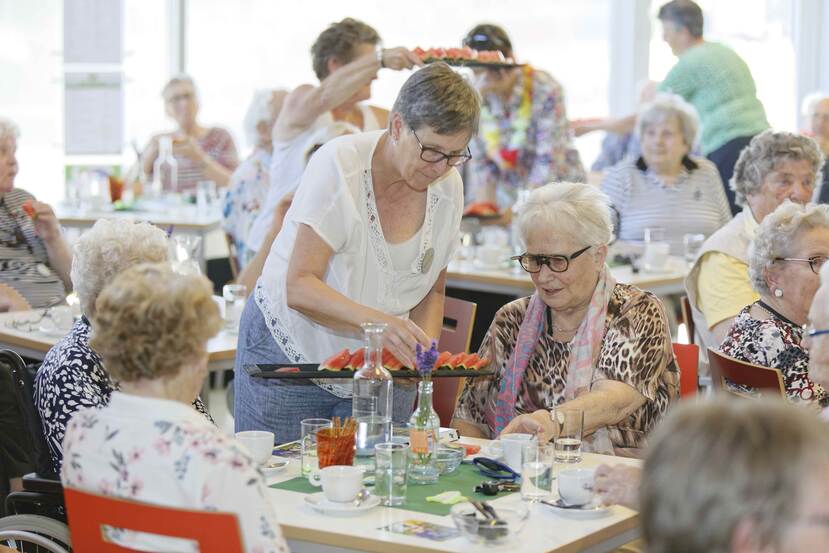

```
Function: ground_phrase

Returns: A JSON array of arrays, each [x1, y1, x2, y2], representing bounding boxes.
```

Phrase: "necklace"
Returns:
[[546, 306, 581, 335], [478, 65, 534, 176], [755, 300, 800, 328]]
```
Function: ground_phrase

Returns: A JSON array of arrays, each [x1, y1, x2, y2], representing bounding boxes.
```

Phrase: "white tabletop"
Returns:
[[266, 438, 641, 553], [55, 202, 222, 232]]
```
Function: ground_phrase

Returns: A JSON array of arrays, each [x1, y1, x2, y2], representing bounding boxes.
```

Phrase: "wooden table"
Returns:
[[266, 439, 641, 553]]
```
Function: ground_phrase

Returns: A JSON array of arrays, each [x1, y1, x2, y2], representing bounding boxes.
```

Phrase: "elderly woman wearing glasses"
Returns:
[[234, 63, 481, 441], [453, 182, 679, 457], [719, 201, 829, 407]]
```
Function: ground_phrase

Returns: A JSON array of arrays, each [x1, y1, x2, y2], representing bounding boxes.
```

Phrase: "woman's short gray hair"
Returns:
[[731, 130, 824, 207], [242, 89, 285, 148], [71, 219, 171, 317], [391, 63, 481, 136], [517, 182, 613, 248], [748, 201, 829, 295], [641, 398, 829, 553], [801, 91, 829, 121], [161, 74, 197, 99], [0, 117, 20, 143], [635, 93, 700, 151]]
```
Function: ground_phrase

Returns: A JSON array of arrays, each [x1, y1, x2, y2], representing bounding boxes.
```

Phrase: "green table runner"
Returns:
[[270, 463, 515, 516]]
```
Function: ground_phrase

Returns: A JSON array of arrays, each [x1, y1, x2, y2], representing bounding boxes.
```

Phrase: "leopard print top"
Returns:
[[455, 283, 679, 453]]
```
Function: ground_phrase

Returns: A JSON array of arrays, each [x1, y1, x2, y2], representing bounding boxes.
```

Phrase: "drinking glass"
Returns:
[[222, 284, 247, 333], [521, 443, 555, 502], [554, 409, 584, 463], [300, 418, 331, 476], [196, 180, 217, 213], [683, 233, 706, 264], [375, 442, 408, 506], [643, 227, 670, 272]]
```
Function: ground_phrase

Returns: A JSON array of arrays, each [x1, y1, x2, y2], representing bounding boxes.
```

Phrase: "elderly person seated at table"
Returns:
[[601, 93, 730, 255], [246, 17, 420, 256], [452, 182, 679, 457], [61, 263, 289, 553], [141, 75, 239, 191], [718, 201, 829, 407], [0, 117, 71, 311], [640, 398, 829, 553], [235, 62, 480, 442], [685, 130, 822, 352], [35, 219, 211, 474]]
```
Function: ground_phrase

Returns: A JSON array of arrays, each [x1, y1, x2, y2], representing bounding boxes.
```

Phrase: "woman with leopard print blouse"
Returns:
[[453, 182, 679, 457]]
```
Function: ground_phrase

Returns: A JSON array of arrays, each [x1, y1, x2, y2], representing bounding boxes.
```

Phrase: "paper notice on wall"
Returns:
[[64, 72, 124, 155], [63, 0, 123, 64]]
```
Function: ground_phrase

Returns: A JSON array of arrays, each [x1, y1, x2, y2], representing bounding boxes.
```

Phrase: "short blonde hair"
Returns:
[[641, 398, 829, 553], [71, 219, 170, 317], [517, 182, 613, 247], [90, 263, 221, 383], [162, 74, 197, 100], [748, 201, 829, 295], [635, 93, 700, 151]]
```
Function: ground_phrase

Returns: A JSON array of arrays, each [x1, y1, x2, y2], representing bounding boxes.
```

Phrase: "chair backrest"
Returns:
[[672, 343, 699, 397], [224, 232, 240, 280], [433, 297, 477, 427], [64, 487, 244, 553], [0, 350, 55, 479], [708, 348, 786, 398], [680, 296, 695, 345]]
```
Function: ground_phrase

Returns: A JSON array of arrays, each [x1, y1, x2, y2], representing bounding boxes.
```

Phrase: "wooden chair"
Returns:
[[224, 233, 240, 280], [708, 348, 786, 398], [680, 296, 695, 345], [433, 297, 477, 427], [672, 342, 699, 398], [63, 488, 244, 553]]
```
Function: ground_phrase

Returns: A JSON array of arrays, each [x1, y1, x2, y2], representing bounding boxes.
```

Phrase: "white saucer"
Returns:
[[542, 498, 610, 518], [261, 456, 289, 476], [38, 324, 72, 338], [304, 492, 381, 515]]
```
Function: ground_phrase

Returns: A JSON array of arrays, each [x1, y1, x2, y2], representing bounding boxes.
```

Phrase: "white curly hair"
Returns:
[[518, 182, 613, 248], [748, 201, 829, 296], [0, 116, 20, 143], [71, 219, 171, 317], [635, 92, 700, 151]]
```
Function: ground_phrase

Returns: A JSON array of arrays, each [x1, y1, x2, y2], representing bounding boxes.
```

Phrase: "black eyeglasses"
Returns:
[[510, 246, 592, 274], [462, 31, 510, 53], [774, 255, 828, 275], [410, 127, 472, 167], [804, 323, 829, 339]]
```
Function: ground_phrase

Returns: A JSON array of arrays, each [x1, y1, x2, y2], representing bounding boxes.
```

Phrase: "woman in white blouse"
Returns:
[[234, 62, 481, 441], [62, 263, 289, 553]]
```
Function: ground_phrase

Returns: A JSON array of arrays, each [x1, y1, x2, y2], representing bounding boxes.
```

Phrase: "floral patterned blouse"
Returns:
[[455, 283, 679, 455], [719, 304, 828, 408], [62, 392, 289, 553], [222, 147, 271, 268], [467, 68, 586, 209], [35, 316, 212, 474]]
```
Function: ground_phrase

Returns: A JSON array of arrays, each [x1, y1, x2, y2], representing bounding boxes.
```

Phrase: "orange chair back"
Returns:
[[64, 487, 244, 553], [433, 297, 477, 427], [708, 348, 786, 398], [680, 296, 695, 345], [672, 342, 699, 397]]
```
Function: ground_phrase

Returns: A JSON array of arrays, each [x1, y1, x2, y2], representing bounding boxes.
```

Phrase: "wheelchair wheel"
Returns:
[[0, 514, 70, 552]]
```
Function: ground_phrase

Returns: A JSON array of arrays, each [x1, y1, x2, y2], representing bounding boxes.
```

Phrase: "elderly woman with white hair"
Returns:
[[601, 93, 731, 255], [718, 201, 829, 407], [0, 117, 72, 310], [453, 182, 679, 456], [801, 91, 829, 203], [34, 219, 211, 475], [686, 130, 823, 353]]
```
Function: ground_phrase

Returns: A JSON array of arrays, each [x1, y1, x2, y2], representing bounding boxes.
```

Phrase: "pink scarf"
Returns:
[[489, 268, 617, 452]]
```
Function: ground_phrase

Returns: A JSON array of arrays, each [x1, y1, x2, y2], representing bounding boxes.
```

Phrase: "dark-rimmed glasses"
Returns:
[[804, 323, 829, 339], [774, 255, 828, 274], [511, 246, 592, 274], [410, 127, 471, 167]]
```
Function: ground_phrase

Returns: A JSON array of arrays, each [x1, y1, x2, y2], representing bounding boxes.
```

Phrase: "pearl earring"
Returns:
[[774, 288, 783, 298]]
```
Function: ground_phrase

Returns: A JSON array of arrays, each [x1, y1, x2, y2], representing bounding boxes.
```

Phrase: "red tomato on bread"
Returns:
[[21, 200, 37, 220]]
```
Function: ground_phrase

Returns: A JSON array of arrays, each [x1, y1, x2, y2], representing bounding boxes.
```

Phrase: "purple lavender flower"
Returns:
[[416, 340, 439, 378]]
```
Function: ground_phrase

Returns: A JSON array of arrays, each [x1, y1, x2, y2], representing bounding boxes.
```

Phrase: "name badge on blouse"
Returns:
[[36, 263, 51, 277], [421, 248, 435, 274]]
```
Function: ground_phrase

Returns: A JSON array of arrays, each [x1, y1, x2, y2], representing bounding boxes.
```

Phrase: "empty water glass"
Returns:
[[521, 443, 555, 502], [554, 409, 584, 463], [683, 233, 706, 264], [375, 442, 408, 506], [643, 227, 670, 272], [222, 284, 247, 333], [301, 418, 331, 476], [196, 180, 217, 214]]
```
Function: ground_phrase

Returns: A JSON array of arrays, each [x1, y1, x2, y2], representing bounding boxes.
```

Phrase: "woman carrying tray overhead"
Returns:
[[234, 63, 481, 443]]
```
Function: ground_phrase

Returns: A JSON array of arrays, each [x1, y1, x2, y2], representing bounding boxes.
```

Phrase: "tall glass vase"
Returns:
[[407, 379, 440, 484]]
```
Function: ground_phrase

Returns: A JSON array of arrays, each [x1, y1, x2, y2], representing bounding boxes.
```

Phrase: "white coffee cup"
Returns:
[[558, 468, 595, 506], [500, 433, 537, 472], [309, 465, 364, 502], [235, 430, 275, 465]]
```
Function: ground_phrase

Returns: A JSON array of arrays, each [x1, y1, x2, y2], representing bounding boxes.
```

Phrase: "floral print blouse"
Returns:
[[35, 316, 212, 474], [719, 304, 828, 408], [222, 147, 271, 268], [62, 392, 289, 553]]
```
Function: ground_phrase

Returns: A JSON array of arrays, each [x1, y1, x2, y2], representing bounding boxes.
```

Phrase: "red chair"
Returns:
[[433, 297, 477, 427], [708, 348, 786, 398], [63, 487, 244, 553], [672, 342, 699, 397]]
